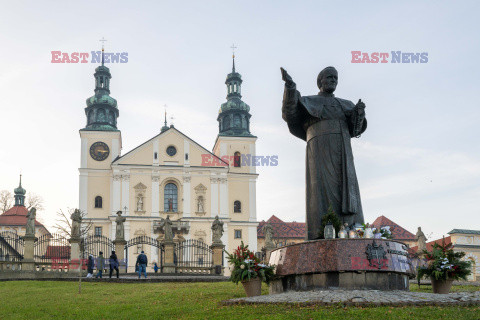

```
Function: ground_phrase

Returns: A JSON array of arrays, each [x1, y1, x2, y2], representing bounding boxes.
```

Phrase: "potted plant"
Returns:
[[226, 241, 275, 297], [417, 238, 472, 294]]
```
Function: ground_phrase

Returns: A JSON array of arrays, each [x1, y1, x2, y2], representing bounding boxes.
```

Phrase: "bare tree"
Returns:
[[53, 208, 92, 240], [0, 190, 13, 213], [26, 192, 44, 211]]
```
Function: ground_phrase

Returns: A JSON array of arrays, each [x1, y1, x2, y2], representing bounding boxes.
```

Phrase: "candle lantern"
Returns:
[[324, 221, 335, 239], [338, 225, 347, 239], [348, 229, 357, 239]]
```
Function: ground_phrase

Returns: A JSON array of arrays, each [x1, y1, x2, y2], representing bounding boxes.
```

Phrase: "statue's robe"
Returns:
[[282, 84, 367, 240]]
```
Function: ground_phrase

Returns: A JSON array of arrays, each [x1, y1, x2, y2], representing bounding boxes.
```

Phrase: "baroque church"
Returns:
[[79, 52, 258, 268]]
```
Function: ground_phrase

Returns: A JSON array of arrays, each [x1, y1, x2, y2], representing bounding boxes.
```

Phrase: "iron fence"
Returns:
[[0, 231, 24, 261], [34, 233, 71, 263]]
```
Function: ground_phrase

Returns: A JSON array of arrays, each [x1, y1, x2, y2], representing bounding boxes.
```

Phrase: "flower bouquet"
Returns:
[[226, 241, 275, 296], [417, 238, 472, 293]]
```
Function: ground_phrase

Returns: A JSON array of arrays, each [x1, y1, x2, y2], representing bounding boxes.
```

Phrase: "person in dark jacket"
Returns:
[[95, 251, 105, 278], [136, 250, 148, 279], [109, 251, 119, 279], [86, 254, 94, 278]]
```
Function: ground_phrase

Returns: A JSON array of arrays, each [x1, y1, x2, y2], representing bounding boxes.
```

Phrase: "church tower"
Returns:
[[79, 46, 122, 216], [213, 53, 258, 252]]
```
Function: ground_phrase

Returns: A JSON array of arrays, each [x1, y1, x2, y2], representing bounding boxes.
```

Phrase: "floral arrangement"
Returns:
[[417, 238, 472, 281], [226, 241, 275, 284]]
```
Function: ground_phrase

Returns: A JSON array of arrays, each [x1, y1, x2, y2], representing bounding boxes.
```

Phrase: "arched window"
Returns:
[[94, 196, 102, 208], [234, 200, 241, 213], [164, 183, 178, 212], [234, 152, 241, 167]]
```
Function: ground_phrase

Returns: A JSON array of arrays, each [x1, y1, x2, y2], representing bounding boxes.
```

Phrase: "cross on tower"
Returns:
[[230, 44, 237, 58], [99, 37, 108, 49]]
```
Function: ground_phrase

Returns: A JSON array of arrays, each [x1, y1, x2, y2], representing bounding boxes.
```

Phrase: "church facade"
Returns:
[[79, 54, 258, 268]]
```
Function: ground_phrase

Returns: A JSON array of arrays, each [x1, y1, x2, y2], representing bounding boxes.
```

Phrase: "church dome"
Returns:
[[219, 98, 250, 113], [86, 93, 118, 109]]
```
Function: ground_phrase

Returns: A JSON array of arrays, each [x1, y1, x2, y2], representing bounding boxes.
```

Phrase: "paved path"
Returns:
[[222, 289, 480, 307]]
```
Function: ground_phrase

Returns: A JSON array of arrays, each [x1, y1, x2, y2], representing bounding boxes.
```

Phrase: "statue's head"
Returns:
[[317, 66, 338, 93], [116, 210, 122, 216]]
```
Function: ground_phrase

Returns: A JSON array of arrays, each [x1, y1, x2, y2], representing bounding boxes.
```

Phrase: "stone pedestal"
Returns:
[[211, 244, 225, 275], [163, 241, 176, 273], [264, 244, 276, 265], [22, 236, 36, 271], [69, 238, 81, 273], [113, 240, 126, 261], [268, 239, 414, 293]]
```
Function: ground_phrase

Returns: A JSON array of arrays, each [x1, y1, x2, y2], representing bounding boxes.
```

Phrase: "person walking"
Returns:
[[86, 254, 94, 278], [109, 250, 119, 279], [95, 251, 105, 278], [153, 262, 159, 273], [136, 250, 148, 279]]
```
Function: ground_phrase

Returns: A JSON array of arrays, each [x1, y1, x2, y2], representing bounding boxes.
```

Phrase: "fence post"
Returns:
[[211, 244, 225, 275], [163, 240, 176, 273], [22, 235, 35, 271]]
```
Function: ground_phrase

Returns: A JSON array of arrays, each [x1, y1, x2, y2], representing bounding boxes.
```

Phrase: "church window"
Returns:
[[154, 152, 158, 160], [234, 230, 242, 239], [234, 200, 241, 213], [185, 153, 189, 160], [234, 83, 237, 92], [94, 227, 102, 236], [164, 183, 178, 212], [95, 196, 103, 208], [234, 152, 241, 167]]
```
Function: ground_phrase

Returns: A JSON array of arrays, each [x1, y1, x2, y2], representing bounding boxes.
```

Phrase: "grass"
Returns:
[[410, 283, 480, 293], [0, 281, 478, 319]]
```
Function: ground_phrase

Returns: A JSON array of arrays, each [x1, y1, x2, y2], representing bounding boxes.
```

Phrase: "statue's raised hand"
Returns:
[[281, 67, 295, 87]]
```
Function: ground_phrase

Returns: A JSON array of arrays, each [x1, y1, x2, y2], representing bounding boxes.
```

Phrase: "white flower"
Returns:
[[257, 263, 266, 268], [244, 259, 252, 263], [240, 264, 245, 269]]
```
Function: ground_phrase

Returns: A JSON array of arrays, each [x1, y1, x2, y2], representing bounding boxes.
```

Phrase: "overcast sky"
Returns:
[[0, 1, 479, 241]]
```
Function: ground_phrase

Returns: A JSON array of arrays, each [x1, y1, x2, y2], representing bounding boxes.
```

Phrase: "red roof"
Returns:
[[257, 215, 306, 239], [0, 205, 48, 231], [410, 236, 452, 253], [372, 215, 415, 240]]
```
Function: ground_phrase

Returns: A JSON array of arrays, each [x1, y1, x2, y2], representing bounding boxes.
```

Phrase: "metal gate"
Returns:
[[175, 239, 213, 273], [83, 235, 114, 258], [124, 236, 164, 272], [34, 233, 71, 264]]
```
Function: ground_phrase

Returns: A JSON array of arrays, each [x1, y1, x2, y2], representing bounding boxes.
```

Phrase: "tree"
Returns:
[[26, 192, 44, 211], [0, 190, 13, 213]]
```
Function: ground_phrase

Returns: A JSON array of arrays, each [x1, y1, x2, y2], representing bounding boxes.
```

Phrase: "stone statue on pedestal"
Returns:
[[416, 227, 427, 253], [136, 196, 143, 211], [211, 215, 224, 245], [263, 223, 275, 249], [70, 209, 82, 239], [25, 208, 36, 237], [159, 215, 173, 242], [115, 211, 126, 240], [281, 66, 367, 240]]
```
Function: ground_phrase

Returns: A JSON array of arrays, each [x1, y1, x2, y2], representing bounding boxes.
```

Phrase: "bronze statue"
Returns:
[[281, 66, 366, 240]]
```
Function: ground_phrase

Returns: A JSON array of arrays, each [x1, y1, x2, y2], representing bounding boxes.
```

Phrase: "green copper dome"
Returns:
[[217, 57, 254, 137], [14, 175, 26, 206], [82, 51, 119, 132]]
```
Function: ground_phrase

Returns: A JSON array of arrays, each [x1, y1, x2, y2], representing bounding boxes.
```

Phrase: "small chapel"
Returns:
[[79, 49, 259, 268]]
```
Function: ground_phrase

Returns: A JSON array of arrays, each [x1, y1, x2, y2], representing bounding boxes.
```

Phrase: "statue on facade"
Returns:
[[136, 195, 143, 211], [115, 211, 126, 241], [197, 196, 204, 213], [159, 215, 173, 242], [416, 227, 427, 253], [25, 207, 36, 237], [211, 215, 224, 245], [263, 223, 275, 249], [281, 66, 367, 240], [70, 209, 82, 239]]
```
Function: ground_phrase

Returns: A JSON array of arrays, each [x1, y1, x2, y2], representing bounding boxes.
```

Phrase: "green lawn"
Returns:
[[0, 281, 478, 319]]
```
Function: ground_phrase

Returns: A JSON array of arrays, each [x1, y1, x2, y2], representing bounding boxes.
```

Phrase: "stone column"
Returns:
[[163, 241, 176, 273], [22, 235, 35, 271], [211, 244, 225, 275]]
